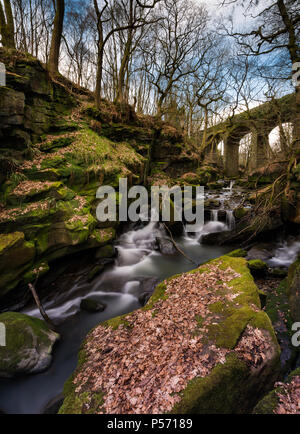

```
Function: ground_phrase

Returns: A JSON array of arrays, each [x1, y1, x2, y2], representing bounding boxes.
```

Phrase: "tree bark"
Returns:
[[0, 0, 15, 49], [48, 0, 65, 75]]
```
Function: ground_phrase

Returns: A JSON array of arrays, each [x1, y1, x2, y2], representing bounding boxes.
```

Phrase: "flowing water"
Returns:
[[1, 184, 300, 414], [0, 209, 233, 414]]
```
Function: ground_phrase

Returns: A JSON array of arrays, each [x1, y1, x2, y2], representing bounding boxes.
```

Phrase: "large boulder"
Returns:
[[59, 256, 280, 414], [0, 312, 59, 378]]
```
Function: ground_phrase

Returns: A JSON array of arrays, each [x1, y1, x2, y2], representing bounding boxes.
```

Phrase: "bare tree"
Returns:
[[93, 0, 161, 109], [221, 0, 300, 148], [0, 0, 15, 48], [48, 0, 65, 74], [141, 0, 209, 118]]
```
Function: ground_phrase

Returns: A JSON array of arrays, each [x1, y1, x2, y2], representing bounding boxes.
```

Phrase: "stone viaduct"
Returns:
[[202, 93, 296, 177]]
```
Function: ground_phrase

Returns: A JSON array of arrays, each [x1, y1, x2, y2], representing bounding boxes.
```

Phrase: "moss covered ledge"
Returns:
[[59, 255, 280, 414]]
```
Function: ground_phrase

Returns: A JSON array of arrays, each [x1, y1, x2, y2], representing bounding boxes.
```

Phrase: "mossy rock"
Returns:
[[248, 259, 268, 272], [87, 265, 105, 282], [0, 232, 35, 296], [253, 367, 300, 414], [0, 312, 59, 378], [227, 249, 248, 258], [268, 267, 288, 278], [287, 256, 300, 322], [23, 261, 50, 284], [94, 244, 115, 260], [40, 136, 75, 153], [60, 255, 280, 414], [234, 207, 249, 220], [80, 299, 106, 313], [6, 181, 74, 205]]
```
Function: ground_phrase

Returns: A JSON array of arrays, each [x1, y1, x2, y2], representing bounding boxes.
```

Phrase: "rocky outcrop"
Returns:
[[0, 49, 75, 156], [0, 312, 59, 378], [0, 49, 150, 302], [59, 255, 280, 414]]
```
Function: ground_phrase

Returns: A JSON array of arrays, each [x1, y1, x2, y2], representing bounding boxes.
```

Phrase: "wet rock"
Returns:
[[268, 267, 288, 278], [139, 292, 152, 306], [247, 245, 274, 261], [0, 312, 59, 378], [95, 245, 115, 260], [248, 260, 268, 277], [234, 207, 249, 220], [87, 264, 104, 282], [80, 298, 106, 313], [0, 232, 35, 298], [140, 277, 159, 294], [201, 230, 232, 245], [43, 394, 64, 414], [156, 237, 176, 255], [287, 256, 300, 322], [204, 199, 221, 209], [227, 249, 248, 258]]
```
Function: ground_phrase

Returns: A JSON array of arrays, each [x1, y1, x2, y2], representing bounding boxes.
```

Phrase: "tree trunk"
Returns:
[[48, 0, 65, 75], [294, 85, 300, 151], [95, 44, 104, 109], [0, 0, 15, 49]]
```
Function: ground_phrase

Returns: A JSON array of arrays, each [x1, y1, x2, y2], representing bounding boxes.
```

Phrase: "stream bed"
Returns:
[[1, 184, 300, 414]]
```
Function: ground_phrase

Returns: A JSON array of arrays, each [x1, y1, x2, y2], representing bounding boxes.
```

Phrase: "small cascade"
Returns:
[[268, 238, 300, 267], [226, 210, 236, 231], [211, 210, 219, 222], [230, 180, 235, 191]]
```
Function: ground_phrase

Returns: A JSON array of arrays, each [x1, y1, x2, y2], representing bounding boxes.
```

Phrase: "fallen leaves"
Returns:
[[274, 376, 300, 414], [69, 263, 275, 414]]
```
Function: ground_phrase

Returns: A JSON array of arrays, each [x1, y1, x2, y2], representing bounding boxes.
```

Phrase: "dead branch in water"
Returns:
[[28, 283, 56, 331], [162, 223, 198, 266]]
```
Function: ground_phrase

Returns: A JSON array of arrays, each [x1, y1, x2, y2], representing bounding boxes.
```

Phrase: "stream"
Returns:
[[1, 183, 300, 414]]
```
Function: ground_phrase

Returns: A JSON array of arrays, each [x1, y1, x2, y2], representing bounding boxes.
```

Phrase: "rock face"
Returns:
[[0, 49, 148, 302], [0, 232, 35, 296], [59, 256, 280, 414], [0, 49, 75, 154], [253, 367, 300, 414], [0, 312, 59, 378], [287, 256, 300, 322]]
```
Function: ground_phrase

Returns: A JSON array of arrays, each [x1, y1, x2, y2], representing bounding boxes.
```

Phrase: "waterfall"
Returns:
[[211, 210, 219, 222], [229, 180, 235, 191], [226, 210, 236, 231]]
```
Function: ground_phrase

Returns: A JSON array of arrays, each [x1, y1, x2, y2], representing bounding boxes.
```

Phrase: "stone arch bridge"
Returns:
[[201, 93, 296, 177]]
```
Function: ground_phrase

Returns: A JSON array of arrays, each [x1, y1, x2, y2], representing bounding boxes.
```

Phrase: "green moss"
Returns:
[[253, 389, 279, 414], [60, 254, 281, 414], [253, 367, 300, 414], [219, 256, 261, 307], [227, 249, 247, 258], [171, 353, 250, 414], [0, 232, 24, 254], [23, 261, 50, 284], [95, 244, 115, 259], [142, 281, 168, 311], [248, 259, 268, 271], [207, 306, 256, 349], [101, 313, 134, 331], [0, 312, 59, 377], [40, 136, 75, 152]]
